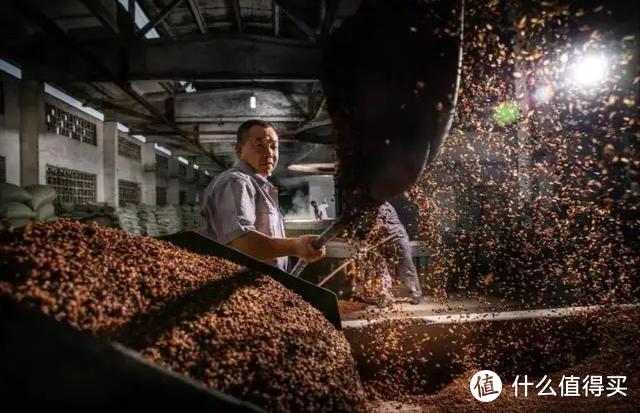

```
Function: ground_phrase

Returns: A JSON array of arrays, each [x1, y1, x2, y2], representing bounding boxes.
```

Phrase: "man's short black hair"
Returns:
[[236, 119, 274, 146]]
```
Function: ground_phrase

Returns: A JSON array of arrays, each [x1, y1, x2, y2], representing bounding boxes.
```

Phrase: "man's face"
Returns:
[[237, 125, 279, 176]]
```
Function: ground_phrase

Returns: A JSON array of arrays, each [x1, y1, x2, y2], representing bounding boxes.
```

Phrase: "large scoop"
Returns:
[[290, 0, 463, 276]]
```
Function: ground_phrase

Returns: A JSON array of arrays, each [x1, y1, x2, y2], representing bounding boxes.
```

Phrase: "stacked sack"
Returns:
[[85, 202, 117, 227], [155, 205, 182, 235], [181, 204, 200, 230], [25, 185, 57, 222], [57, 202, 116, 228], [0, 184, 36, 230], [113, 203, 142, 235], [138, 204, 161, 237]]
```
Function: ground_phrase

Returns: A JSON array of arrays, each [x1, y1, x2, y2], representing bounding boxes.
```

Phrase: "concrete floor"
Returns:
[[339, 292, 518, 322], [341, 294, 639, 329]]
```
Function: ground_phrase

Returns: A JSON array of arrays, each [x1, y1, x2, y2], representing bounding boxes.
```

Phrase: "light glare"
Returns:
[[534, 85, 554, 103], [571, 55, 607, 86]]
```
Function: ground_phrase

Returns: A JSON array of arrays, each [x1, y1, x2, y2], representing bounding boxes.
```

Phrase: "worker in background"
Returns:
[[310, 200, 321, 220], [376, 202, 423, 305], [349, 202, 423, 306], [199, 119, 326, 271], [318, 198, 330, 220]]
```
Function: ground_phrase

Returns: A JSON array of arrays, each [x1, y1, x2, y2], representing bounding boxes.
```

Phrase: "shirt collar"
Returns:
[[233, 159, 272, 186]]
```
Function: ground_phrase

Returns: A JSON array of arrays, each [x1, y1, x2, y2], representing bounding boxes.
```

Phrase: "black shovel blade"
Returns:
[[323, 0, 463, 202]]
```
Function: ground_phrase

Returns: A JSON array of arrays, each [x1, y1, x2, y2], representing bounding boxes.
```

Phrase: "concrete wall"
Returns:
[[155, 167, 181, 206], [20, 81, 43, 186], [0, 76, 216, 207], [308, 175, 336, 219], [40, 95, 105, 200], [179, 163, 198, 205], [0, 77, 182, 206], [116, 135, 145, 191], [0, 75, 21, 184], [278, 175, 336, 220], [117, 157, 144, 184], [166, 157, 181, 205], [156, 176, 168, 188], [141, 143, 156, 205], [167, 178, 180, 205]]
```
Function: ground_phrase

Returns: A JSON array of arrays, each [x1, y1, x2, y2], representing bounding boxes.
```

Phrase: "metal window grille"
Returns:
[[178, 164, 187, 177], [118, 135, 141, 161], [156, 154, 169, 170], [156, 186, 167, 206], [0, 156, 6, 183], [156, 154, 169, 172], [46, 165, 96, 205], [45, 104, 97, 145], [118, 180, 141, 206]]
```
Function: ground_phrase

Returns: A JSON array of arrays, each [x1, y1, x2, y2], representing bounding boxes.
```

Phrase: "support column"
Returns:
[[0, 77, 22, 185], [103, 121, 118, 207], [19, 80, 44, 186], [141, 142, 157, 205], [167, 157, 180, 205], [185, 164, 197, 205]]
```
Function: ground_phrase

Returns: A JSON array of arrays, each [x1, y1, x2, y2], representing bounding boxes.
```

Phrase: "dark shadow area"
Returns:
[[109, 269, 256, 349], [158, 231, 342, 329], [0, 296, 264, 412]]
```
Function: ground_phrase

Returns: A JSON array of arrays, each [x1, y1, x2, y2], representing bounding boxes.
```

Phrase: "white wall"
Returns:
[[0, 76, 203, 207], [0, 75, 21, 184], [279, 175, 337, 220], [39, 95, 105, 201], [116, 136, 145, 187], [308, 175, 336, 219]]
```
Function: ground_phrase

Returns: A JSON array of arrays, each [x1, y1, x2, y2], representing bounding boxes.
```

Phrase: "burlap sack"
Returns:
[[0, 183, 32, 205], [25, 185, 57, 210], [36, 203, 56, 221], [0, 202, 36, 219]]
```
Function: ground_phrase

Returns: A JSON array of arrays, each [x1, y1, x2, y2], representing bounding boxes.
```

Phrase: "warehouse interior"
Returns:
[[0, 0, 342, 222], [1, 0, 639, 411]]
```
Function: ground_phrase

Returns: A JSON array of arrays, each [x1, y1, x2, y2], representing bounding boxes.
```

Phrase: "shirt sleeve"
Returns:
[[208, 176, 257, 245]]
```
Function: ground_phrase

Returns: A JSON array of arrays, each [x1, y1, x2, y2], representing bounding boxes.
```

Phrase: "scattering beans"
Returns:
[[348, 307, 640, 411]]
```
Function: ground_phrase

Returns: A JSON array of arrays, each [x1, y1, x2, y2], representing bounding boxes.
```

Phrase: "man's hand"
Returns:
[[229, 231, 326, 263], [293, 235, 326, 262]]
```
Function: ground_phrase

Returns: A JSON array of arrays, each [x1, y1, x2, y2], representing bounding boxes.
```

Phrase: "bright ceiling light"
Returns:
[[154, 144, 171, 156], [287, 163, 336, 174], [250, 93, 257, 109], [571, 54, 607, 86]]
